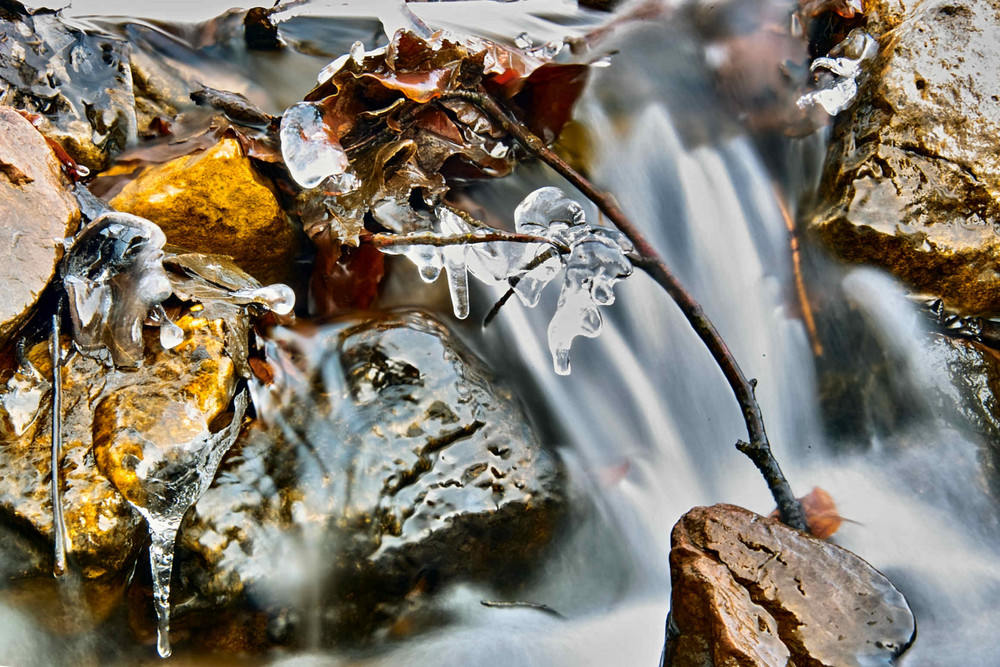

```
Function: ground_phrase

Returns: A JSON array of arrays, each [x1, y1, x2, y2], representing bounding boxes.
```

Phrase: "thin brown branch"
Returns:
[[444, 89, 808, 532], [775, 189, 823, 357], [365, 230, 569, 253]]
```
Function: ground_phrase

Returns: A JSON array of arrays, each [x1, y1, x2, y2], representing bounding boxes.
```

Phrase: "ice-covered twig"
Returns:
[[366, 229, 566, 251], [440, 88, 808, 531], [50, 306, 67, 577]]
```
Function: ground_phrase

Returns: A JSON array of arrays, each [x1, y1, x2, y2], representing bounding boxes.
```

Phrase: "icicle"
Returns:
[[438, 208, 472, 319], [279, 102, 358, 193], [50, 309, 67, 577], [127, 391, 248, 658], [547, 272, 603, 376]]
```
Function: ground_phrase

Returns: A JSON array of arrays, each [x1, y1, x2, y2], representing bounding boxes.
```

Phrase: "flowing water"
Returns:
[[7, 1, 1000, 664]]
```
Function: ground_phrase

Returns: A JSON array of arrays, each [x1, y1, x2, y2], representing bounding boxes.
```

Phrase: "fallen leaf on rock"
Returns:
[[770, 486, 844, 538]]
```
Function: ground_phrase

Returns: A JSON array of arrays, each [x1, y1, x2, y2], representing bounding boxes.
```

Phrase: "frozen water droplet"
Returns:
[[280, 102, 353, 191], [514, 32, 533, 49], [515, 187, 586, 235], [350, 40, 365, 64], [155, 306, 184, 349], [233, 284, 296, 315]]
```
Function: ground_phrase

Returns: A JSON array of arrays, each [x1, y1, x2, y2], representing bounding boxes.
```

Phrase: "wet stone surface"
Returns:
[[111, 138, 300, 286], [168, 310, 564, 647], [0, 106, 80, 348], [811, 0, 1000, 314], [0, 3, 137, 170], [664, 504, 915, 667], [0, 315, 239, 600]]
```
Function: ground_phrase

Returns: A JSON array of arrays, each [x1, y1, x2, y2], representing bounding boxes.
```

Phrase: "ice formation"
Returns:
[[798, 29, 879, 116], [126, 391, 249, 658], [279, 101, 359, 193], [384, 187, 634, 373], [60, 212, 172, 367]]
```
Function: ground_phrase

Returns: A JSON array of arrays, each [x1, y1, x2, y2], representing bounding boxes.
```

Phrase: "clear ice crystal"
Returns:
[[61, 212, 172, 368], [797, 29, 878, 116], [128, 391, 248, 659], [154, 306, 185, 350], [380, 187, 634, 374], [231, 284, 296, 316], [279, 101, 358, 192], [0, 352, 49, 437], [547, 236, 633, 375]]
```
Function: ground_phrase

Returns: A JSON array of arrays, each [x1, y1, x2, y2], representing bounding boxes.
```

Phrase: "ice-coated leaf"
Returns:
[[279, 101, 358, 192], [61, 212, 172, 367]]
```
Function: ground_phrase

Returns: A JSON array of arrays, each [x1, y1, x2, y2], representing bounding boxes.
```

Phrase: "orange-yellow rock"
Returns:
[[111, 138, 298, 285]]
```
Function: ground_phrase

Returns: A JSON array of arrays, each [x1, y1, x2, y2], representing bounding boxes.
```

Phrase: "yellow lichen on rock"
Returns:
[[111, 138, 299, 285]]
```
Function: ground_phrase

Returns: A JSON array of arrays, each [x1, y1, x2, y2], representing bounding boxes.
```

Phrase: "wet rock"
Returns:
[[926, 335, 1000, 499], [664, 504, 914, 667], [111, 138, 300, 286], [811, 0, 1000, 314], [0, 3, 137, 170], [0, 107, 80, 347], [170, 311, 563, 646], [0, 315, 238, 595]]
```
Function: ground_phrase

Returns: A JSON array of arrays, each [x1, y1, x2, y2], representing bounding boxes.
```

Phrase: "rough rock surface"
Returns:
[[810, 0, 1000, 314], [0, 107, 80, 347], [664, 504, 914, 667], [168, 311, 563, 646], [0, 315, 238, 589], [111, 138, 299, 285]]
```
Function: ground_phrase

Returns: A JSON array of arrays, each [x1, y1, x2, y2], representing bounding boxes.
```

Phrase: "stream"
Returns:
[[5, 0, 999, 664]]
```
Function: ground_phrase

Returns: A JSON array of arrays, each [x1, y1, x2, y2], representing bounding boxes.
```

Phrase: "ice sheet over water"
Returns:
[[60, 212, 172, 367], [279, 101, 359, 193]]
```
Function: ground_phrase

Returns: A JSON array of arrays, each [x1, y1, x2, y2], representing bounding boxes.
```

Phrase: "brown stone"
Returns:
[[0, 107, 80, 347], [665, 504, 914, 667], [166, 311, 564, 646], [811, 0, 1000, 314], [111, 138, 299, 286]]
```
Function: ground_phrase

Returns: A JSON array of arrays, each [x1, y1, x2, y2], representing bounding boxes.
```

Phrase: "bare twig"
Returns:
[[442, 89, 808, 531], [481, 600, 566, 619], [365, 230, 570, 254]]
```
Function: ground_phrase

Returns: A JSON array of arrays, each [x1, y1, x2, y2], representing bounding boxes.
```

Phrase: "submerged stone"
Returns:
[[169, 311, 563, 647], [0, 107, 80, 348], [664, 504, 915, 667], [811, 0, 1000, 314], [0, 3, 137, 170], [111, 138, 300, 286]]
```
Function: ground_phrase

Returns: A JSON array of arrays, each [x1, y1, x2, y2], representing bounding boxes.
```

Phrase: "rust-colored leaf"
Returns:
[[310, 236, 386, 316], [771, 486, 844, 539]]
